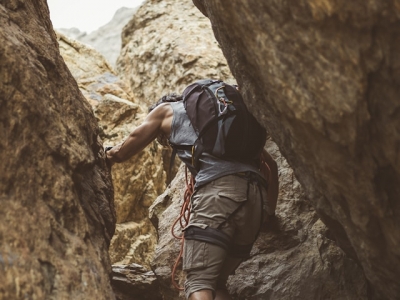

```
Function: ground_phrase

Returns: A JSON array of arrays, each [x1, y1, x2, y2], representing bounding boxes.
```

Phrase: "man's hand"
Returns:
[[104, 146, 114, 169], [102, 103, 173, 164]]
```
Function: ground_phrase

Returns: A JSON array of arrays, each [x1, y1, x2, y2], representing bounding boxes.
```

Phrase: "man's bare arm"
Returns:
[[106, 103, 173, 164], [262, 149, 279, 215]]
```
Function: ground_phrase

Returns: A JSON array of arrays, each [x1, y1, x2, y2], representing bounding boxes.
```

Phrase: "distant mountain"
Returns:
[[57, 7, 138, 67], [57, 27, 87, 40]]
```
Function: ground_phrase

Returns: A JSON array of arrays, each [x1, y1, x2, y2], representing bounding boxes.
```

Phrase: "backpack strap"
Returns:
[[191, 110, 238, 171], [168, 143, 193, 177], [168, 147, 178, 180]]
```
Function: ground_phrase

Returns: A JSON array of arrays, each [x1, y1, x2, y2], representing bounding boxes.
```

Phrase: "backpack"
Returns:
[[172, 79, 266, 170]]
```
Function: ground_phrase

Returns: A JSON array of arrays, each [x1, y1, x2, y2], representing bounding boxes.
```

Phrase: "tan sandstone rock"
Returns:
[[117, 0, 235, 107], [0, 1, 116, 299], [112, 264, 162, 300], [193, 1, 400, 299], [57, 33, 134, 107], [57, 32, 166, 268]]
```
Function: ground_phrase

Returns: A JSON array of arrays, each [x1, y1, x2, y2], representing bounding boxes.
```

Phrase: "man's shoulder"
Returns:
[[152, 102, 174, 116]]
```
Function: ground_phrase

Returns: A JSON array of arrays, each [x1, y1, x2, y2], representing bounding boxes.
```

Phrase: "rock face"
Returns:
[[57, 33, 166, 268], [150, 141, 368, 299], [58, 7, 138, 67], [117, 0, 235, 107], [192, 1, 400, 299], [57, 33, 134, 107], [111, 264, 162, 300], [0, 1, 116, 299]]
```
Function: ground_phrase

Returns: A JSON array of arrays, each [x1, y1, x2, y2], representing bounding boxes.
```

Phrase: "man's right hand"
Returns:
[[104, 146, 114, 169]]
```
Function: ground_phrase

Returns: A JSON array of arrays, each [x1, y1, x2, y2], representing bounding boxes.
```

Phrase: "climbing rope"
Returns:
[[171, 166, 195, 291]]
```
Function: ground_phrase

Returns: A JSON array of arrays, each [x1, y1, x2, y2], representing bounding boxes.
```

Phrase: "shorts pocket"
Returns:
[[183, 239, 208, 271], [217, 191, 247, 203]]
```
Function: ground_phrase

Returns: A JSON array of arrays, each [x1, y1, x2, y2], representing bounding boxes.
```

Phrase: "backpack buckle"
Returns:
[[215, 85, 232, 115]]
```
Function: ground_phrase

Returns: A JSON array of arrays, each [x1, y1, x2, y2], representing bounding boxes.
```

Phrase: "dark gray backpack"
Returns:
[[171, 79, 266, 170]]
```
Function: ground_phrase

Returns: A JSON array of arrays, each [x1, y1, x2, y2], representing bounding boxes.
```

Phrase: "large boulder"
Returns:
[[117, 0, 235, 107], [57, 33, 165, 267], [149, 141, 368, 299], [192, 1, 400, 299], [0, 1, 116, 299]]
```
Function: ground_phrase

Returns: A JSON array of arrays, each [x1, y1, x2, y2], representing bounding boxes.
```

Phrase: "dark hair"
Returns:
[[148, 93, 183, 113]]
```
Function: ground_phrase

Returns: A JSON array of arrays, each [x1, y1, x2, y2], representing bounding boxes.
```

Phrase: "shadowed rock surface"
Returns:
[[0, 1, 116, 299], [192, 1, 400, 299]]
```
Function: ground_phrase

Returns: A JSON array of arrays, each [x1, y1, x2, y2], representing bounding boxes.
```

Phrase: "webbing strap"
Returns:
[[184, 226, 231, 251], [168, 147, 178, 179], [184, 226, 254, 258], [168, 144, 192, 178]]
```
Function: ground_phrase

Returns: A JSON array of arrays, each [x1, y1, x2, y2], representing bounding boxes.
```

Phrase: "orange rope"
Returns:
[[171, 167, 195, 290]]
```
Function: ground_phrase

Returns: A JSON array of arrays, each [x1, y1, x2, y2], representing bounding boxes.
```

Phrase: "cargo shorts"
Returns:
[[183, 174, 265, 298]]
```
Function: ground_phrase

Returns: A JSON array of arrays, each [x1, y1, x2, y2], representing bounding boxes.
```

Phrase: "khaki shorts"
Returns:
[[183, 174, 265, 298]]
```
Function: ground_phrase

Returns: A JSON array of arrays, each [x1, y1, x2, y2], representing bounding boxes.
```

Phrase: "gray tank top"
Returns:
[[168, 101, 262, 188]]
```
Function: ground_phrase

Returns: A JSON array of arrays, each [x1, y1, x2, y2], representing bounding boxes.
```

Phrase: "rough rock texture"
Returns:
[[117, 0, 235, 107], [57, 33, 134, 107], [57, 33, 166, 268], [111, 264, 162, 300], [59, 7, 138, 67], [149, 141, 368, 299], [58, 34, 166, 266], [0, 1, 116, 299], [192, 1, 400, 299]]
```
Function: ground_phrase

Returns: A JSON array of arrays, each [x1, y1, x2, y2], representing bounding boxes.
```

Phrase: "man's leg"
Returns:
[[213, 256, 242, 300], [189, 289, 213, 300], [183, 239, 227, 299], [212, 178, 265, 300], [183, 175, 254, 299], [188, 288, 232, 300]]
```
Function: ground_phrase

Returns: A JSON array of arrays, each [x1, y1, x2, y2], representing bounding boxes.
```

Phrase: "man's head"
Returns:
[[148, 93, 182, 113]]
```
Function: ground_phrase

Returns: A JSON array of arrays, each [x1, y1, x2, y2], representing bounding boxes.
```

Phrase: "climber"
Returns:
[[105, 90, 279, 300]]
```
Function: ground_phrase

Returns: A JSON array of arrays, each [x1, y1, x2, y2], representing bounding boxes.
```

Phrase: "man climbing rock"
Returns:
[[106, 80, 279, 300]]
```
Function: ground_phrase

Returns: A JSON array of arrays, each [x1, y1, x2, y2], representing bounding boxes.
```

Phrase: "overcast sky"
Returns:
[[47, 0, 144, 33]]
